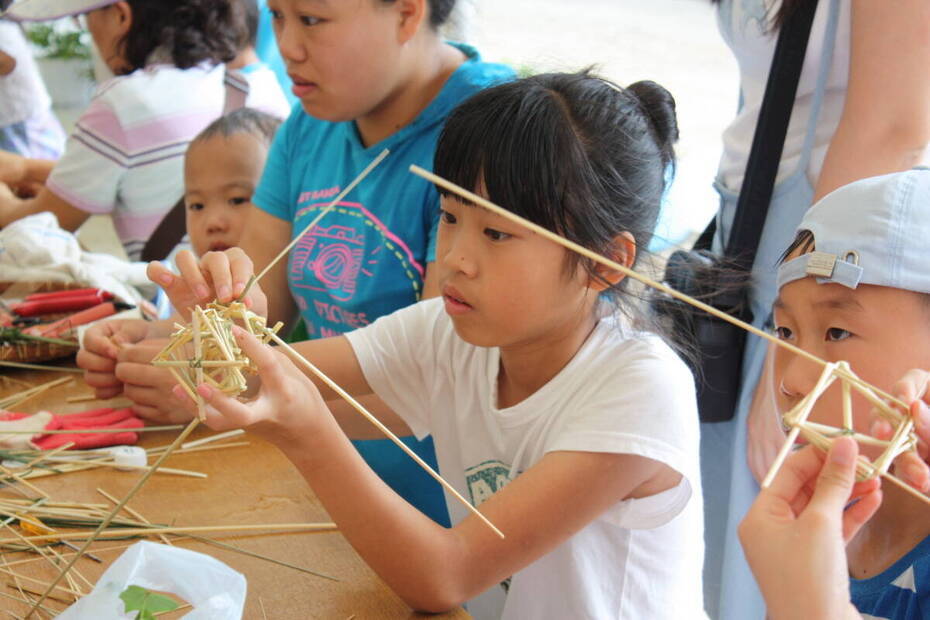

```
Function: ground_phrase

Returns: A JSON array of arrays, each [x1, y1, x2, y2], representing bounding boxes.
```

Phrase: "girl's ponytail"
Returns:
[[626, 80, 679, 166]]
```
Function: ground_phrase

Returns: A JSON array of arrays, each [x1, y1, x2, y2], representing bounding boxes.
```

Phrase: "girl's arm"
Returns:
[[813, 0, 930, 201], [0, 186, 89, 230], [186, 328, 682, 612]]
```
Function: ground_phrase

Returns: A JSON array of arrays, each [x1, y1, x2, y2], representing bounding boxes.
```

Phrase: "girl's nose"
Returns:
[[439, 230, 477, 277]]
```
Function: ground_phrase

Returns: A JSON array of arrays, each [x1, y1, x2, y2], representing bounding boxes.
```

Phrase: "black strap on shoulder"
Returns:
[[724, 0, 819, 271]]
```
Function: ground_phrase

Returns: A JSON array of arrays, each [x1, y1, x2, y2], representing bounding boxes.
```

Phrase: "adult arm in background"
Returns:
[[748, 0, 930, 476], [0, 184, 91, 230], [739, 437, 879, 620]]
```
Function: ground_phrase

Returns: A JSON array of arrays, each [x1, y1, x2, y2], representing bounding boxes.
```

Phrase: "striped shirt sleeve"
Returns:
[[46, 97, 128, 215]]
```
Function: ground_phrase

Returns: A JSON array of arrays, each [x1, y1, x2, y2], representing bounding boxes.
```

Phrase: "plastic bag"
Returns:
[[58, 541, 247, 619]]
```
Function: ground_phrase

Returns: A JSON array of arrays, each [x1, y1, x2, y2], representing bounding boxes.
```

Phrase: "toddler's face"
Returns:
[[772, 275, 930, 457], [184, 132, 268, 257]]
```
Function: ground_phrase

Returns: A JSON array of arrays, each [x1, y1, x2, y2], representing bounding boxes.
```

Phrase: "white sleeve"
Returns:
[[344, 298, 446, 439], [548, 339, 700, 488]]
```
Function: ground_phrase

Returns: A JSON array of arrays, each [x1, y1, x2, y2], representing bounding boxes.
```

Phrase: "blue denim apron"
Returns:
[[701, 1, 839, 617]]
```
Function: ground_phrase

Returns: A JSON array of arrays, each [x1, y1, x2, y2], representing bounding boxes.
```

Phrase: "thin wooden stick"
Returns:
[[0, 424, 185, 435], [409, 165, 911, 413], [182, 429, 245, 449], [241, 148, 390, 299], [179, 533, 338, 582], [0, 362, 81, 373], [192, 309, 206, 422], [1, 521, 338, 545], [65, 394, 98, 403], [268, 331, 505, 539], [24, 417, 201, 618], [762, 363, 836, 487], [36, 456, 206, 479]]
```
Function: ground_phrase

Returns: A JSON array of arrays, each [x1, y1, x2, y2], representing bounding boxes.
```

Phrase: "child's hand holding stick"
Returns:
[[871, 369, 930, 492]]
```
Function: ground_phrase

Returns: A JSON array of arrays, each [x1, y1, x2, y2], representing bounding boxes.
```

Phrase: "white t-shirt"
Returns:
[[716, 0, 851, 189], [346, 298, 705, 620]]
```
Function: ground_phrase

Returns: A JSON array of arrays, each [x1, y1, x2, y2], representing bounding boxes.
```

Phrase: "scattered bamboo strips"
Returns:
[[0, 377, 72, 411], [25, 417, 202, 617]]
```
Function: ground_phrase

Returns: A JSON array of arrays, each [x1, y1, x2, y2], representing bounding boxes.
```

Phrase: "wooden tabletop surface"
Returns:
[[0, 368, 469, 619]]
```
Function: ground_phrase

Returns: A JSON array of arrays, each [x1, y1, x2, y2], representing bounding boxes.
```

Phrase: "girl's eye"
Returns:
[[229, 197, 249, 206], [440, 210, 457, 224], [484, 228, 511, 241], [826, 327, 852, 342], [774, 326, 792, 340], [187, 202, 204, 212], [299, 15, 322, 26], [269, 9, 282, 20]]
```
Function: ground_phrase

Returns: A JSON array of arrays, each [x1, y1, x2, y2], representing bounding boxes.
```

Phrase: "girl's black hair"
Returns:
[[709, 0, 802, 30], [434, 70, 678, 305], [119, 0, 240, 74], [380, 0, 456, 28], [192, 107, 282, 147]]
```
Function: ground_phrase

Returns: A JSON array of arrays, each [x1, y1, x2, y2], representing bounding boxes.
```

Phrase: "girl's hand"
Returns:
[[77, 319, 155, 400], [871, 369, 930, 492], [147, 248, 268, 321], [172, 326, 327, 446], [739, 438, 880, 620]]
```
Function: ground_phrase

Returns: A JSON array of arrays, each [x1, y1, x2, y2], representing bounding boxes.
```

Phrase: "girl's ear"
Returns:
[[394, 0, 428, 44], [588, 231, 636, 292]]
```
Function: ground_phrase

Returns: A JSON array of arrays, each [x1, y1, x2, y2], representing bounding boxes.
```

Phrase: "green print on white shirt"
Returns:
[[465, 460, 512, 506]]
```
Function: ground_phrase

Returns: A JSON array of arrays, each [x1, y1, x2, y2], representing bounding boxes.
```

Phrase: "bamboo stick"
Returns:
[[2, 521, 338, 545], [243, 149, 390, 299], [268, 331, 505, 539]]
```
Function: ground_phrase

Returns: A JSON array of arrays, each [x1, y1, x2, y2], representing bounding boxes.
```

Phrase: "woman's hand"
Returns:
[[739, 437, 880, 620], [871, 368, 930, 492], [147, 248, 268, 321], [172, 326, 327, 446], [77, 319, 155, 400]]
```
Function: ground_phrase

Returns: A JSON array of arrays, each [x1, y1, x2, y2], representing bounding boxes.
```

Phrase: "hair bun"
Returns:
[[627, 80, 679, 151]]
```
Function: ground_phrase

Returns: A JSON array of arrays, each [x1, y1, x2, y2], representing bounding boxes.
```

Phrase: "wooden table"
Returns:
[[0, 369, 469, 619]]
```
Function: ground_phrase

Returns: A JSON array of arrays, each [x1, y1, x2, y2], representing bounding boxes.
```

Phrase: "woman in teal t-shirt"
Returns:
[[174, 0, 513, 525]]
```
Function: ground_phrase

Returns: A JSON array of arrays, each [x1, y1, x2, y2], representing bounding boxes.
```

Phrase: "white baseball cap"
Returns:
[[777, 167, 930, 294], [3, 0, 118, 21]]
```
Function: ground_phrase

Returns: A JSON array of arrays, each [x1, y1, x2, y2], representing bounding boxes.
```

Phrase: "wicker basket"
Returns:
[[0, 281, 82, 363]]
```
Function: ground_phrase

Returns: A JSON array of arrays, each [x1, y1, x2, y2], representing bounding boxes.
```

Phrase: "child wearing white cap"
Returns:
[[740, 167, 930, 619]]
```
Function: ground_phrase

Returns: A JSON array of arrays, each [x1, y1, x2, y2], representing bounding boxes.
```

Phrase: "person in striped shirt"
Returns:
[[0, 0, 246, 260]]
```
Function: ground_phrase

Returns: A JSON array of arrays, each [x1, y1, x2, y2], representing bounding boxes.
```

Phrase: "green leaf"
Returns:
[[119, 585, 180, 618]]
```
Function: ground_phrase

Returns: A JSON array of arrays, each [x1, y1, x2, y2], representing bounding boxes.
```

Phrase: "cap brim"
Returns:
[[3, 0, 116, 21]]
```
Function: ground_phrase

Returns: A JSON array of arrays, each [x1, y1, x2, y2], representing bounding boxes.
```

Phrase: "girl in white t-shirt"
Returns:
[[156, 72, 706, 619]]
